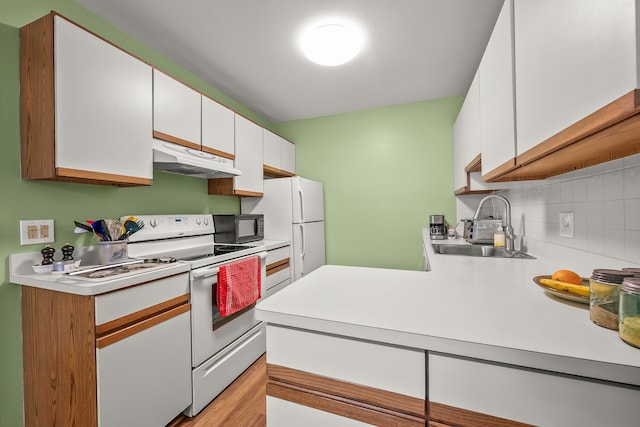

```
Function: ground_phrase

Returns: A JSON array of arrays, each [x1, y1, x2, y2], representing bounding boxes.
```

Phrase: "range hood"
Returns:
[[153, 140, 241, 179]]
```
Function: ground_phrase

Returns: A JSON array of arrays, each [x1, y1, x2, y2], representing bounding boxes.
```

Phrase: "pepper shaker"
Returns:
[[40, 245, 55, 265], [61, 243, 74, 262]]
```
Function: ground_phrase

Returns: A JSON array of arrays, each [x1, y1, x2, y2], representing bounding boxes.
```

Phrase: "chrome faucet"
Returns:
[[472, 194, 515, 251]]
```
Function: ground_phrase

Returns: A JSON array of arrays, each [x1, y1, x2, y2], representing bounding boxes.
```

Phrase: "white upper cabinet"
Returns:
[[153, 69, 201, 148], [453, 71, 480, 192], [514, 0, 637, 156], [263, 129, 295, 177], [201, 95, 235, 159], [479, 0, 516, 180], [21, 13, 153, 186], [233, 114, 264, 195]]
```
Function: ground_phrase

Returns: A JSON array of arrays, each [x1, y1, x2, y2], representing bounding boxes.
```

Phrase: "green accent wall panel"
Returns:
[[275, 97, 462, 272]]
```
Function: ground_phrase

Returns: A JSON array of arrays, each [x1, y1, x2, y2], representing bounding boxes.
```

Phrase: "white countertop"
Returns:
[[256, 233, 640, 387], [10, 240, 290, 296]]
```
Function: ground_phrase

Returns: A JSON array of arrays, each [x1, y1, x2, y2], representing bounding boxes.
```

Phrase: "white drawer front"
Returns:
[[265, 267, 290, 291], [429, 353, 640, 427], [266, 325, 424, 398], [266, 246, 289, 265], [264, 279, 290, 299], [95, 273, 189, 324], [267, 396, 372, 427]]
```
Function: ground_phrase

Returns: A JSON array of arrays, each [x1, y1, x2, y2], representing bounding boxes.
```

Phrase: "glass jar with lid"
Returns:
[[619, 277, 640, 348], [589, 269, 634, 330]]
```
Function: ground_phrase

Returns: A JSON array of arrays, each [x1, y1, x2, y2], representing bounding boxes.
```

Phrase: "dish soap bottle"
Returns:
[[493, 225, 505, 247]]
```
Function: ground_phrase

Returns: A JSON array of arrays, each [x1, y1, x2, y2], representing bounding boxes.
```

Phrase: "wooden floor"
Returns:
[[169, 354, 267, 427]]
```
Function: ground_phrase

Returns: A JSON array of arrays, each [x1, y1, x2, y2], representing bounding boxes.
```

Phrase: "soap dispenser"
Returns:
[[493, 225, 505, 247]]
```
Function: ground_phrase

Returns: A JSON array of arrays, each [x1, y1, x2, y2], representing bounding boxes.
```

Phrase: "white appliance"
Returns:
[[241, 177, 326, 281], [153, 140, 241, 178], [126, 214, 267, 417]]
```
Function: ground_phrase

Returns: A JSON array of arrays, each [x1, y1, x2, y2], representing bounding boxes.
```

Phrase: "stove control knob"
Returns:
[[203, 217, 209, 225], [195, 217, 201, 225], [149, 218, 159, 228]]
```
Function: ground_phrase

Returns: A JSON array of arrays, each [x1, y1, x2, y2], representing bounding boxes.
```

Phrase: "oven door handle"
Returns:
[[192, 252, 267, 279], [192, 266, 220, 279]]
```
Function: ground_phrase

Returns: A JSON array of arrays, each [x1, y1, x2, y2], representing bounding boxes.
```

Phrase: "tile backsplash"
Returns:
[[456, 153, 640, 264]]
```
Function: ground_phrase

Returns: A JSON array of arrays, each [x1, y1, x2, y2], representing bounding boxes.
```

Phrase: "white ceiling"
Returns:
[[75, 0, 503, 123]]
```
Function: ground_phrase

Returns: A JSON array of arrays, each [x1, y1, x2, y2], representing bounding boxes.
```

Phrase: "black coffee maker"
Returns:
[[429, 215, 447, 240]]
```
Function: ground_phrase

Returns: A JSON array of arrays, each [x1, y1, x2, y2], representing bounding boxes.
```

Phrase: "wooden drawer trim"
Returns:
[[96, 295, 190, 348], [268, 381, 425, 427], [266, 259, 290, 276], [429, 402, 534, 427], [267, 363, 425, 421]]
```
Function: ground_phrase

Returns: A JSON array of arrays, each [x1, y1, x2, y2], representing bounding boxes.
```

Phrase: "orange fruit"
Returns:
[[552, 269, 582, 285]]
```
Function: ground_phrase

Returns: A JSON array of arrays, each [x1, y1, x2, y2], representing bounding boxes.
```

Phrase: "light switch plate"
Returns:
[[559, 212, 574, 238], [20, 219, 54, 245]]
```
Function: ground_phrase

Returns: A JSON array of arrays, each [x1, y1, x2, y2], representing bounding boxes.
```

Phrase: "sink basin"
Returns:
[[432, 244, 535, 259]]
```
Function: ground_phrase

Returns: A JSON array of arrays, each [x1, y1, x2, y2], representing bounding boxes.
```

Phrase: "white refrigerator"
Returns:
[[241, 177, 325, 281]]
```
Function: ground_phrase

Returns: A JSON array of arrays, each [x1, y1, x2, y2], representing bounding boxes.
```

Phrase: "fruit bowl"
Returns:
[[533, 275, 590, 304]]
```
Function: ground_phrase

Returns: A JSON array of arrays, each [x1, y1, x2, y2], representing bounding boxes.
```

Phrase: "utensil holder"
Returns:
[[97, 241, 128, 265]]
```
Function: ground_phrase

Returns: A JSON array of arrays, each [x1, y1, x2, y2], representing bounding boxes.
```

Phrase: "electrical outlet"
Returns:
[[559, 212, 574, 238], [20, 219, 54, 245]]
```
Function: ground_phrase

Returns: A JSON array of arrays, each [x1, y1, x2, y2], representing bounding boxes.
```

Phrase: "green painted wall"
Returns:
[[274, 97, 461, 271], [0, 1, 461, 425]]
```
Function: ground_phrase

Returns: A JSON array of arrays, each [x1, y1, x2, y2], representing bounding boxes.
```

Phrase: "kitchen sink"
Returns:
[[432, 244, 536, 259]]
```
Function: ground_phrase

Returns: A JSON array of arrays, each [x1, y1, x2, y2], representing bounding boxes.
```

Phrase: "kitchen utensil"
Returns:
[[74, 221, 94, 233], [106, 219, 123, 241], [118, 219, 144, 240], [91, 220, 109, 241]]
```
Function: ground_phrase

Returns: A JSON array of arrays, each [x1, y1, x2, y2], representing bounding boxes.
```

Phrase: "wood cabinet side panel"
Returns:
[[22, 286, 97, 427], [20, 14, 56, 180]]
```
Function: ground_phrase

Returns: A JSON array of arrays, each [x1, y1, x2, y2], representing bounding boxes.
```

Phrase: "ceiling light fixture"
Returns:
[[301, 22, 364, 66]]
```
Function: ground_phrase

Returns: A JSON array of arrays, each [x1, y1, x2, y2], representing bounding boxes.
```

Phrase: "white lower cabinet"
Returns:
[[97, 311, 191, 427], [265, 325, 426, 426], [95, 273, 192, 427], [429, 353, 640, 427]]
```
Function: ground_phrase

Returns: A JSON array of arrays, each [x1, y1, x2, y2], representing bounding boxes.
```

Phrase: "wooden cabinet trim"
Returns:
[[268, 382, 425, 427], [483, 89, 640, 182], [464, 154, 482, 173], [56, 168, 152, 186], [234, 189, 264, 197], [201, 145, 234, 160], [266, 259, 290, 276], [20, 14, 56, 182], [96, 293, 189, 336], [153, 130, 201, 150], [267, 363, 426, 421], [208, 177, 235, 196], [22, 286, 98, 426], [429, 402, 534, 427], [263, 165, 295, 178], [482, 157, 516, 182], [96, 302, 190, 348]]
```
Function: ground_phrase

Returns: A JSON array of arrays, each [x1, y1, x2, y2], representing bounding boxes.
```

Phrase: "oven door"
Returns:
[[190, 252, 267, 368]]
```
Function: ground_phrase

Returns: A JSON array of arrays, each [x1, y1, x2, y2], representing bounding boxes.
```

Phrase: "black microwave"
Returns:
[[212, 214, 264, 244]]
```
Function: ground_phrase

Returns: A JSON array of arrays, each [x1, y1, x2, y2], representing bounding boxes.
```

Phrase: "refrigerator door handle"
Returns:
[[298, 187, 305, 222], [299, 224, 305, 276]]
